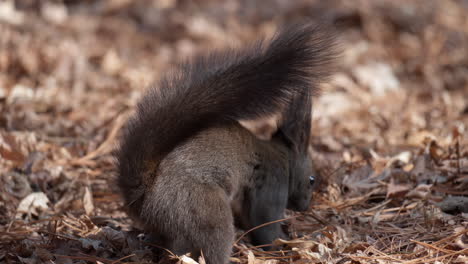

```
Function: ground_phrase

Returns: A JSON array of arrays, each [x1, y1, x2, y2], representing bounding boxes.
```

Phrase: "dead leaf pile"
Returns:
[[1, 0, 467, 263]]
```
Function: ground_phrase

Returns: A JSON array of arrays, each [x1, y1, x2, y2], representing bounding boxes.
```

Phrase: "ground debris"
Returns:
[[1, 0, 467, 263]]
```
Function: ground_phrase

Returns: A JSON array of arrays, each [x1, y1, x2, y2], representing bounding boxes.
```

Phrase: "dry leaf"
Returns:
[[83, 186, 95, 215], [437, 196, 468, 215], [0, 0, 23, 25], [406, 184, 432, 199], [386, 179, 412, 198], [179, 255, 199, 264], [16, 192, 50, 219]]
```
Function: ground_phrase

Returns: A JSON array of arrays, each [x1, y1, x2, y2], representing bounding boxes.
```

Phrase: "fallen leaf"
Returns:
[[437, 196, 468, 215], [83, 186, 94, 215], [16, 192, 50, 219], [387, 178, 412, 198]]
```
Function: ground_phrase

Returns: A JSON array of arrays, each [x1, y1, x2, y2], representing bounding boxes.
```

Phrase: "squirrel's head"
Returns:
[[286, 147, 316, 211], [240, 90, 318, 212], [271, 129, 315, 212]]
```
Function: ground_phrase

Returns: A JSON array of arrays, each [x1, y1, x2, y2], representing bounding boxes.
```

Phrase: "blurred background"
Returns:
[[0, 0, 467, 263]]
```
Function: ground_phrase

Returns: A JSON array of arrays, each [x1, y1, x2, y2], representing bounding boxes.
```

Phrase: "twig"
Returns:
[[234, 215, 300, 245]]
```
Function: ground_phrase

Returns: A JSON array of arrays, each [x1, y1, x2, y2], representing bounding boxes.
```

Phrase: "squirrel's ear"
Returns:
[[238, 113, 282, 141], [279, 91, 312, 152]]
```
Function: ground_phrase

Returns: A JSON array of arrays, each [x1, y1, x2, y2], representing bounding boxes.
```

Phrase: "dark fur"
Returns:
[[117, 24, 336, 264]]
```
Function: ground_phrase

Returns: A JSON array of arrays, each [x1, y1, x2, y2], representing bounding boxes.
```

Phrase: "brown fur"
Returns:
[[117, 23, 337, 264]]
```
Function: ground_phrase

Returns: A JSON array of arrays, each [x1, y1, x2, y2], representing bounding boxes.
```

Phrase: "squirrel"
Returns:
[[116, 24, 336, 264]]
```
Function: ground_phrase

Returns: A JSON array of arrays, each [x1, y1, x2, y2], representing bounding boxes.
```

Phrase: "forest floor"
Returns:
[[0, 0, 467, 263]]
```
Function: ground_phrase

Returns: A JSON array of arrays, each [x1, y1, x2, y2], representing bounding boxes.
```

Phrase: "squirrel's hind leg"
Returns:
[[163, 185, 235, 264]]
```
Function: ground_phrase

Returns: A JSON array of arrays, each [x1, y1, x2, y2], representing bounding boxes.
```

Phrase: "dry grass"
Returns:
[[0, 0, 467, 263]]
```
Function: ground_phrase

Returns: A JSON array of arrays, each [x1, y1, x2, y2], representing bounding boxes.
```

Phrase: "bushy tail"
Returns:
[[117, 23, 336, 207]]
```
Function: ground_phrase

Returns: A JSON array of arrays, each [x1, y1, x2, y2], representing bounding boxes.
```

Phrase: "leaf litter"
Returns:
[[0, 0, 467, 263]]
